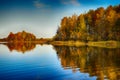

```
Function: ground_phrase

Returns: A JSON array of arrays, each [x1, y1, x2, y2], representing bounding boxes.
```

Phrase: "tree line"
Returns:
[[54, 5, 120, 41]]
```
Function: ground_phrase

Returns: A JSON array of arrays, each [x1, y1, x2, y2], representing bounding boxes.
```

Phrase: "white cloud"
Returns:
[[61, 0, 80, 6], [33, 0, 49, 8]]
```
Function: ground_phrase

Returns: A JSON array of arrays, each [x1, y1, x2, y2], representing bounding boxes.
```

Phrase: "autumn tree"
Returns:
[[6, 31, 36, 42], [54, 4, 120, 41]]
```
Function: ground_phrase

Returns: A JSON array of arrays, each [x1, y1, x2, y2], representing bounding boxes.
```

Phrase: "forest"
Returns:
[[53, 5, 120, 41]]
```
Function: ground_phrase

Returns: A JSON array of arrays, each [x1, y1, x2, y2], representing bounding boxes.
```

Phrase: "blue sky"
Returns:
[[0, 0, 120, 38]]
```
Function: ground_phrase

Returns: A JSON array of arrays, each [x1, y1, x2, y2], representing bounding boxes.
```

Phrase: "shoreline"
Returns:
[[0, 40, 120, 48], [50, 40, 120, 48]]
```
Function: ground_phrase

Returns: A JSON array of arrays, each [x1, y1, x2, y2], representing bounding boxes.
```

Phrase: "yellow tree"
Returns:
[[105, 6, 117, 40], [77, 14, 87, 41]]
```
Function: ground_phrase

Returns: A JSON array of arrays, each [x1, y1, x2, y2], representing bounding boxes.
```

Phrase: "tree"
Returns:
[[54, 4, 120, 41], [77, 14, 87, 41], [6, 31, 36, 42]]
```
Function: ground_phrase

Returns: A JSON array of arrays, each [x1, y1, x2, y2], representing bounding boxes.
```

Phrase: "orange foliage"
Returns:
[[54, 4, 120, 41], [6, 31, 36, 42]]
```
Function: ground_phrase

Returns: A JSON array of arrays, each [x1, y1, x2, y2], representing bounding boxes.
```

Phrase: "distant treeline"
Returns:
[[54, 5, 120, 41]]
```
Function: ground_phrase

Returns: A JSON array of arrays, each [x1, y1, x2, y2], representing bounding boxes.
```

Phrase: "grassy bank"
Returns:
[[87, 41, 120, 48], [50, 41, 86, 46], [51, 40, 120, 48], [0, 39, 120, 48]]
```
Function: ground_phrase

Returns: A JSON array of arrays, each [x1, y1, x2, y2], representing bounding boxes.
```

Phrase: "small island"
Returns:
[[0, 31, 50, 44]]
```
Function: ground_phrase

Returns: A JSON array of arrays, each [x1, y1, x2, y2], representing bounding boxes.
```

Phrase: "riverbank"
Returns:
[[0, 40, 120, 48], [50, 40, 120, 48], [87, 41, 120, 48], [50, 41, 86, 46]]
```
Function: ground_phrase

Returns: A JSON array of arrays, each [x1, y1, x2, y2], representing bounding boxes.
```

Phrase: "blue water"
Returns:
[[0, 44, 96, 80]]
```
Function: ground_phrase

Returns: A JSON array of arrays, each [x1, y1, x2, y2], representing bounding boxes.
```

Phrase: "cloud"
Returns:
[[61, 0, 80, 6], [33, 0, 49, 8]]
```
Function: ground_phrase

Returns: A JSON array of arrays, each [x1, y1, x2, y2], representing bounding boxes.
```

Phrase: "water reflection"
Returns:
[[2, 42, 36, 53], [0, 43, 120, 80], [53, 46, 120, 80]]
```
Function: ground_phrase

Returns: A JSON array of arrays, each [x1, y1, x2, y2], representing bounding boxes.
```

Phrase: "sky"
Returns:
[[0, 0, 120, 38]]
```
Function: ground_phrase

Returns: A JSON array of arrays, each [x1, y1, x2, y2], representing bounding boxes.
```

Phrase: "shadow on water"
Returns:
[[0, 43, 120, 80], [53, 46, 120, 80], [1, 42, 46, 53]]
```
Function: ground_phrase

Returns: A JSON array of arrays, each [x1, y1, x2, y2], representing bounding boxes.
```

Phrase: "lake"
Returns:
[[0, 43, 120, 80]]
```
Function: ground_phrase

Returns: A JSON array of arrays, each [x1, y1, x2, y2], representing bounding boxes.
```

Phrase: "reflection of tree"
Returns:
[[54, 46, 120, 80], [3, 42, 36, 53]]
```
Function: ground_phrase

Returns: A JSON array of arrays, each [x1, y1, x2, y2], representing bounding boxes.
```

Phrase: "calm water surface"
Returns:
[[0, 43, 119, 80]]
